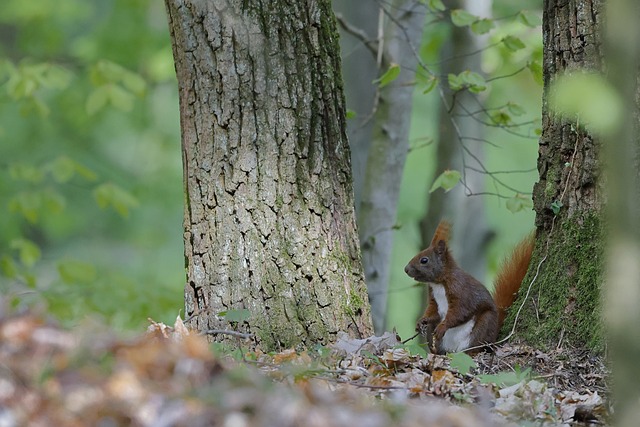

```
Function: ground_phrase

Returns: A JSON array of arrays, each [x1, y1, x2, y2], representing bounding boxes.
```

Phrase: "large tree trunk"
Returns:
[[505, 0, 604, 350], [357, 0, 426, 333], [165, 0, 373, 351], [420, 0, 494, 316]]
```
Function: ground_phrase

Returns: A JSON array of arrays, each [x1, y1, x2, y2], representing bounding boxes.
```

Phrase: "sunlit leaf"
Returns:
[[427, 0, 445, 12], [503, 35, 526, 52], [429, 170, 461, 193], [93, 182, 139, 217], [346, 109, 356, 119], [121, 70, 146, 96], [519, 10, 542, 27], [448, 71, 486, 93], [450, 9, 477, 27], [10, 238, 41, 268], [86, 86, 110, 115], [373, 63, 401, 88], [471, 18, 494, 35], [506, 193, 533, 213]]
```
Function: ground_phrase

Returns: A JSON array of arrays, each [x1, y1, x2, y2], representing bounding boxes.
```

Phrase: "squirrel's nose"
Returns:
[[404, 264, 411, 275]]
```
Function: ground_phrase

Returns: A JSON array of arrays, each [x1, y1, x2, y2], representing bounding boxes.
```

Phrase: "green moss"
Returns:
[[503, 213, 604, 352]]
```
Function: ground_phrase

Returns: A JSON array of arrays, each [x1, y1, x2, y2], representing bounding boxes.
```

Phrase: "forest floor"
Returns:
[[0, 309, 609, 426]]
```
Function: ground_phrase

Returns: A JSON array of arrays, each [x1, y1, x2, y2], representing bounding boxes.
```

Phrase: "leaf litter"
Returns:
[[0, 307, 609, 426]]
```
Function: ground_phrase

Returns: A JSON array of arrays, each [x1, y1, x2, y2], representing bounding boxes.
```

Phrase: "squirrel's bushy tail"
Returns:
[[493, 233, 535, 330]]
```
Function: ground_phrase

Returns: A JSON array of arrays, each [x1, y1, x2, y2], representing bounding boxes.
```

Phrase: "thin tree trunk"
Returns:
[[505, 0, 604, 350], [165, 0, 373, 351], [332, 0, 378, 209], [420, 0, 494, 317], [357, 0, 426, 333]]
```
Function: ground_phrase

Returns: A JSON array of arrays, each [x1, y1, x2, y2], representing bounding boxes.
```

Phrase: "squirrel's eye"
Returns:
[[420, 257, 429, 264]]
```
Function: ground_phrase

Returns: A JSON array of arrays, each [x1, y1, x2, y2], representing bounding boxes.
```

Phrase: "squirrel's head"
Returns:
[[404, 238, 448, 283]]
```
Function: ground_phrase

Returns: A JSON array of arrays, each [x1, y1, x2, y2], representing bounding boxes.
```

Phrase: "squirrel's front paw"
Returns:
[[434, 323, 447, 341]]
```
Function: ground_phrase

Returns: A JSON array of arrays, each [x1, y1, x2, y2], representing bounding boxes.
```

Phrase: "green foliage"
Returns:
[[506, 193, 534, 214], [448, 71, 487, 93], [373, 63, 401, 88], [429, 170, 461, 193], [448, 352, 477, 375], [478, 366, 532, 386], [0, 0, 183, 331]]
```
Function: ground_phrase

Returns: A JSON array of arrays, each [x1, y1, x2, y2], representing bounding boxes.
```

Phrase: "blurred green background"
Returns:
[[0, 0, 541, 335]]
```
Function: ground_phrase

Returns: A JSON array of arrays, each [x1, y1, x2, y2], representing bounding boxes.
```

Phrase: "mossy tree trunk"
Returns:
[[505, 0, 604, 350], [165, 0, 373, 351]]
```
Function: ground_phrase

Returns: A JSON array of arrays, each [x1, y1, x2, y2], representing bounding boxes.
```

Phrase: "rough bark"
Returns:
[[165, 0, 373, 351], [357, 0, 426, 333], [420, 0, 494, 317], [505, 0, 604, 350]]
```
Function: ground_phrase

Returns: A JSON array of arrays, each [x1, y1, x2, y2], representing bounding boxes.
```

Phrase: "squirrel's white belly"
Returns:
[[430, 283, 474, 353]]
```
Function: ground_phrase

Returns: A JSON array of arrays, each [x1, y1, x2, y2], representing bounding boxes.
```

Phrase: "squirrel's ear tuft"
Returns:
[[435, 239, 447, 254], [430, 220, 451, 247]]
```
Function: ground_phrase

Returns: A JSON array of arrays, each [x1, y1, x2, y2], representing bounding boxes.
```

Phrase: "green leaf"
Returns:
[[450, 9, 477, 27], [422, 76, 438, 94], [518, 10, 542, 28], [220, 308, 251, 322], [108, 84, 135, 111], [86, 86, 109, 115], [471, 18, 494, 35], [0, 256, 18, 278], [491, 110, 512, 126], [48, 156, 76, 183], [527, 60, 543, 86], [550, 200, 563, 215], [42, 190, 66, 214], [373, 63, 401, 88], [121, 70, 146, 96], [10, 238, 41, 268], [502, 35, 526, 52], [427, 0, 445, 12], [506, 193, 533, 213], [449, 71, 486, 93], [402, 343, 428, 358], [478, 366, 532, 386], [429, 170, 461, 193], [9, 192, 42, 223], [93, 182, 139, 217], [506, 102, 526, 117], [346, 109, 356, 120], [58, 260, 97, 284], [549, 72, 624, 136], [9, 163, 44, 183], [40, 64, 72, 89], [449, 352, 477, 375]]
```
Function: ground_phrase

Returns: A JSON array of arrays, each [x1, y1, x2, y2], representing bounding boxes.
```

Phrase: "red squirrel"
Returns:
[[404, 220, 534, 354]]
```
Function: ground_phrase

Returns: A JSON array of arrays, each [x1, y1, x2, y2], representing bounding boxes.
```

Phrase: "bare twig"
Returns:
[[200, 329, 254, 339]]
